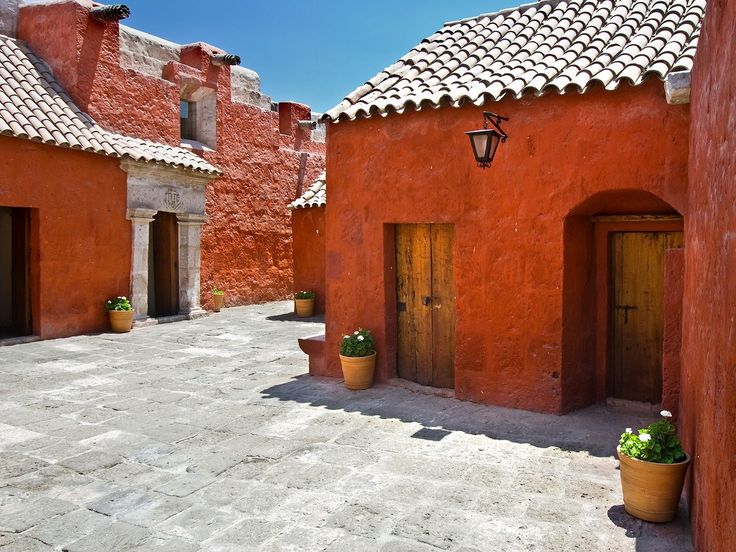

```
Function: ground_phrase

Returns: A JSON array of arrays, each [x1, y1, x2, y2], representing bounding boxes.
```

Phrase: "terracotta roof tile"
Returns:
[[288, 172, 326, 209], [0, 34, 221, 175], [324, 0, 705, 122]]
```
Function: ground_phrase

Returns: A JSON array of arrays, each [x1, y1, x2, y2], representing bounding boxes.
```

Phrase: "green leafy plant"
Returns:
[[212, 287, 225, 296], [340, 328, 375, 358], [618, 410, 686, 464], [295, 290, 315, 300], [105, 296, 132, 312]]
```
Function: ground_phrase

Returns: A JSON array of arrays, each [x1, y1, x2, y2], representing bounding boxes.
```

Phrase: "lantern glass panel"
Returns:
[[471, 133, 490, 162]]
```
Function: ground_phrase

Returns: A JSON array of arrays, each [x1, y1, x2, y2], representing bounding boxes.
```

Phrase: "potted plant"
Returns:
[[105, 296, 134, 333], [212, 287, 225, 312], [617, 410, 690, 523], [339, 329, 376, 390], [294, 290, 316, 318]]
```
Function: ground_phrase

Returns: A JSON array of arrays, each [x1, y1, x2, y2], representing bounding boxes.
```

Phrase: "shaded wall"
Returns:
[[291, 207, 326, 314], [681, 0, 736, 549], [0, 136, 130, 338], [17, 1, 325, 312], [323, 81, 689, 413]]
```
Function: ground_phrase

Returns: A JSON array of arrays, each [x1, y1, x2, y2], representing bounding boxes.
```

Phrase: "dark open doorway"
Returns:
[[148, 211, 180, 318], [0, 206, 32, 338]]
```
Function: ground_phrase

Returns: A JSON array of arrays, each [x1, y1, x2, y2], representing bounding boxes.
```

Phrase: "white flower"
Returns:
[[121, 296, 127, 301], [660, 410, 672, 418], [357, 335, 365, 341], [354, 331, 360, 335], [343, 335, 350, 340], [625, 428, 632, 434], [639, 434, 652, 442]]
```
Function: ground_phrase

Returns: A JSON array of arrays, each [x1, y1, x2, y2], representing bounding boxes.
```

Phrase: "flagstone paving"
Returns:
[[0, 301, 693, 551]]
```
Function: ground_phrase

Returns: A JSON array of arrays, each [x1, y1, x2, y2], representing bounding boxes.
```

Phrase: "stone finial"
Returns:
[[90, 4, 131, 22], [211, 53, 241, 66], [664, 71, 691, 105]]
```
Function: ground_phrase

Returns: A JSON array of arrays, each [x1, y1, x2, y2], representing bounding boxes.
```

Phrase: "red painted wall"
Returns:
[[291, 207, 326, 314], [681, 0, 736, 549], [323, 80, 689, 413], [17, 1, 325, 312], [0, 136, 130, 338], [661, 247, 684, 416]]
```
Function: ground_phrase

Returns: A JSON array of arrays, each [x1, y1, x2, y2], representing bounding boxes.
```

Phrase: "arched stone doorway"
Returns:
[[562, 190, 685, 413]]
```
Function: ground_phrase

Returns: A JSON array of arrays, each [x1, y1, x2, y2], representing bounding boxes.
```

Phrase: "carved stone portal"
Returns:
[[122, 160, 214, 325]]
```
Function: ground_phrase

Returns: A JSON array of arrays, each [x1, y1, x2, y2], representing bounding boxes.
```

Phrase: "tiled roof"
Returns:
[[0, 34, 221, 175], [288, 171, 326, 209], [324, 0, 704, 122]]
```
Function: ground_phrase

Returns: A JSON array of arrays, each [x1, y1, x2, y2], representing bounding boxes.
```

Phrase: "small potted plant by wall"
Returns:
[[339, 328, 376, 390], [212, 287, 225, 312], [617, 410, 690, 523], [294, 290, 316, 318], [105, 296, 134, 333]]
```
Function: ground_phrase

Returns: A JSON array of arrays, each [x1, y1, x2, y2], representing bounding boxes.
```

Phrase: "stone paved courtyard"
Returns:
[[0, 302, 692, 551]]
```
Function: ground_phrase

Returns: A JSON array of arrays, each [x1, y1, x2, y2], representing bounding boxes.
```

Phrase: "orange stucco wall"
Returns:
[[0, 136, 130, 338], [323, 80, 689, 414], [681, 0, 736, 549], [17, 1, 325, 312], [291, 207, 326, 314]]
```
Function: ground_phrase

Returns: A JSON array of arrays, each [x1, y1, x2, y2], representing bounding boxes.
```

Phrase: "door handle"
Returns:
[[422, 296, 431, 306]]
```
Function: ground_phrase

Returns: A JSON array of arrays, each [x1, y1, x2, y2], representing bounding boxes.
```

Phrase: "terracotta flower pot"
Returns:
[[339, 352, 376, 390], [618, 451, 691, 523], [294, 298, 315, 318], [213, 294, 224, 312], [108, 310, 134, 333]]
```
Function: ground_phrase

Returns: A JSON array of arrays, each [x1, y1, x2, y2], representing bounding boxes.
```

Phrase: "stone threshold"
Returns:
[[387, 378, 455, 399], [0, 335, 42, 347]]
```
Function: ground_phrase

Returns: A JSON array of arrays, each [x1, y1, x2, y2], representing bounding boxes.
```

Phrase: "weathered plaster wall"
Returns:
[[0, 136, 130, 338], [17, 0, 325, 311], [291, 207, 326, 314], [661, 247, 684, 416], [323, 80, 689, 413], [681, 0, 736, 549]]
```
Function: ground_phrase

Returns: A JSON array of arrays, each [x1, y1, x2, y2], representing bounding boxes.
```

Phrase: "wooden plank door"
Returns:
[[151, 212, 180, 317], [396, 224, 455, 388], [609, 231, 683, 403]]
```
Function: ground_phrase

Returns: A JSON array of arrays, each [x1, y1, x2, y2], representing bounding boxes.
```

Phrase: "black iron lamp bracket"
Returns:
[[482, 111, 509, 141]]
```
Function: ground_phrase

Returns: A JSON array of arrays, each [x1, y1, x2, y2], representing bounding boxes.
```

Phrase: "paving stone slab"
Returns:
[[25, 508, 111, 547], [62, 521, 151, 552], [0, 496, 76, 533]]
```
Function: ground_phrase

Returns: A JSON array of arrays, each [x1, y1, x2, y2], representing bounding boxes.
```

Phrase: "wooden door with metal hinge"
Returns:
[[396, 224, 455, 389], [609, 231, 684, 403]]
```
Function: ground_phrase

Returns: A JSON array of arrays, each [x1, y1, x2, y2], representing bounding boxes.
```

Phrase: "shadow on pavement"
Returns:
[[260, 375, 661, 458], [607, 504, 694, 552], [265, 312, 325, 323]]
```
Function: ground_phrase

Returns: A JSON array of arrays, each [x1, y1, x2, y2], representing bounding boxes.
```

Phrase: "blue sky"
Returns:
[[122, 1, 515, 113]]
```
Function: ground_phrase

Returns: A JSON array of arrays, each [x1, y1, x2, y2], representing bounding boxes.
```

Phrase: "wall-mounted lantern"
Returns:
[[465, 112, 509, 168]]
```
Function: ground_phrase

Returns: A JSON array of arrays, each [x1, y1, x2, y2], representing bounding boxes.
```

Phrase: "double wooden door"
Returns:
[[609, 231, 683, 403], [396, 224, 455, 389]]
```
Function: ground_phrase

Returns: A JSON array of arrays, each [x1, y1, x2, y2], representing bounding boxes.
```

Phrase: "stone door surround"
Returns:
[[122, 160, 215, 325]]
